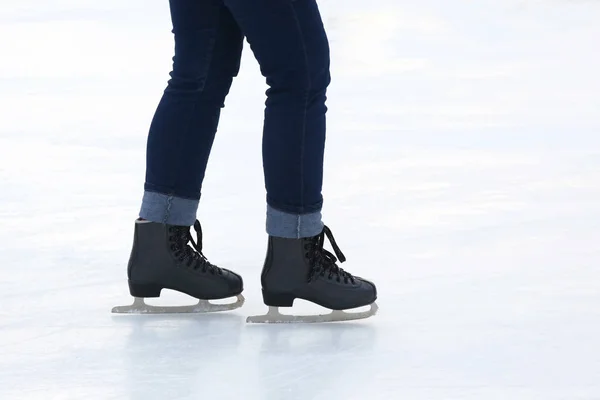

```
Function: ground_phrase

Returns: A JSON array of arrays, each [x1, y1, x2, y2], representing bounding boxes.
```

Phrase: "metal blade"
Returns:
[[246, 302, 378, 323], [111, 294, 245, 314]]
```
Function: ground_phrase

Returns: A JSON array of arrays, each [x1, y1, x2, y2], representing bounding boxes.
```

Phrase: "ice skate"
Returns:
[[112, 219, 244, 314], [247, 226, 378, 323]]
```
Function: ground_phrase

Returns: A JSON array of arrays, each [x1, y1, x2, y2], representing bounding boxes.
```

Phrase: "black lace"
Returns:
[[168, 220, 222, 275], [305, 226, 355, 284]]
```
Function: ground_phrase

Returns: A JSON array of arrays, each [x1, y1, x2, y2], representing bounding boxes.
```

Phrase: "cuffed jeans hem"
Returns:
[[266, 205, 324, 239], [139, 191, 199, 226]]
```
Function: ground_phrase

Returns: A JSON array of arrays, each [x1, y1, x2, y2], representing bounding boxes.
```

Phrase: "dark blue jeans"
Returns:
[[140, 0, 330, 238]]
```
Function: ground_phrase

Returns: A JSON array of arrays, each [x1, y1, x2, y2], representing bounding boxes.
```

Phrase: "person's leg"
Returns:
[[114, 0, 246, 314], [223, 0, 377, 322], [140, 0, 244, 225], [224, 0, 330, 239]]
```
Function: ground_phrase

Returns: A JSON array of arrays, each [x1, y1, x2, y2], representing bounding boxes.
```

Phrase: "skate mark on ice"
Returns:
[[246, 302, 378, 323], [111, 295, 245, 314]]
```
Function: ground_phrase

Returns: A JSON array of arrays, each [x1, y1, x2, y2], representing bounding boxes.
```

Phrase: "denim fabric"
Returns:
[[141, 0, 330, 237], [144, 0, 243, 201], [139, 191, 199, 226], [266, 205, 324, 238]]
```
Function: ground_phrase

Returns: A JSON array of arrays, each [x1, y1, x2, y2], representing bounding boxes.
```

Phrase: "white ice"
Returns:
[[1, 0, 600, 399]]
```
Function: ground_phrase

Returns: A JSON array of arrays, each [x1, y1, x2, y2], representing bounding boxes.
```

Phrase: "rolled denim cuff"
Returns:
[[266, 205, 324, 238], [139, 191, 198, 226]]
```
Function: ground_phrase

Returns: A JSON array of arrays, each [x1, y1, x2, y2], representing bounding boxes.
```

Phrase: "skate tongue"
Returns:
[[171, 221, 221, 274], [308, 227, 354, 284]]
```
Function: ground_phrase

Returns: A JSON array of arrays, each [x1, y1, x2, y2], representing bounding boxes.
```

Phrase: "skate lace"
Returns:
[[168, 220, 223, 275], [306, 226, 355, 284]]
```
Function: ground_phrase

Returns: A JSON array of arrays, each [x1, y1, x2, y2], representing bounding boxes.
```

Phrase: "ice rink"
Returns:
[[1, 0, 600, 399]]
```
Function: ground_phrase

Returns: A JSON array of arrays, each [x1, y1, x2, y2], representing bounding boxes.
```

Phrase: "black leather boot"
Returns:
[[126, 220, 243, 300], [260, 226, 377, 311]]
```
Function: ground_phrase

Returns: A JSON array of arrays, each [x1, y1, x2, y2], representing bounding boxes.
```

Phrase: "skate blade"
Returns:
[[111, 294, 245, 314], [246, 302, 378, 323]]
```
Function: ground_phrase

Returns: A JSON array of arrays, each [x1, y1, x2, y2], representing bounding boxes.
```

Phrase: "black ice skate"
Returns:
[[112, 219, 244, 314], [247, 226, 378, 323]]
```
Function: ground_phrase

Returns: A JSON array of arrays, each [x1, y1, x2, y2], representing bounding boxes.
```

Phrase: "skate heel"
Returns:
[[262, 290, 295, 307], [128, 281, 163, 298]]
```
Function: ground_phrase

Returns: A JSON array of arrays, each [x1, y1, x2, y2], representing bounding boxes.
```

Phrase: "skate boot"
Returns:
[[247, 225, 378, 323], [112, 219, 244, 314]]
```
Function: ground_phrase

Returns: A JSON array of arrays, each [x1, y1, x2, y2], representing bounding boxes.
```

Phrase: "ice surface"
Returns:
[[1, 0, 600, 399]]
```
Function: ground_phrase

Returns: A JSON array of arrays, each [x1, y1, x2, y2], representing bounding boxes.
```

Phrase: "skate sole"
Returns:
[[111, 294, 245, 314], [246, 302, 378, 323]]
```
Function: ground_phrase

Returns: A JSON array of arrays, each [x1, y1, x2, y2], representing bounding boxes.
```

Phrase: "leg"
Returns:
[[224, 0, 378, 323], [114, 1, 246, 314], [140, 0, 244, 225], [225, 0, 330, 239]]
